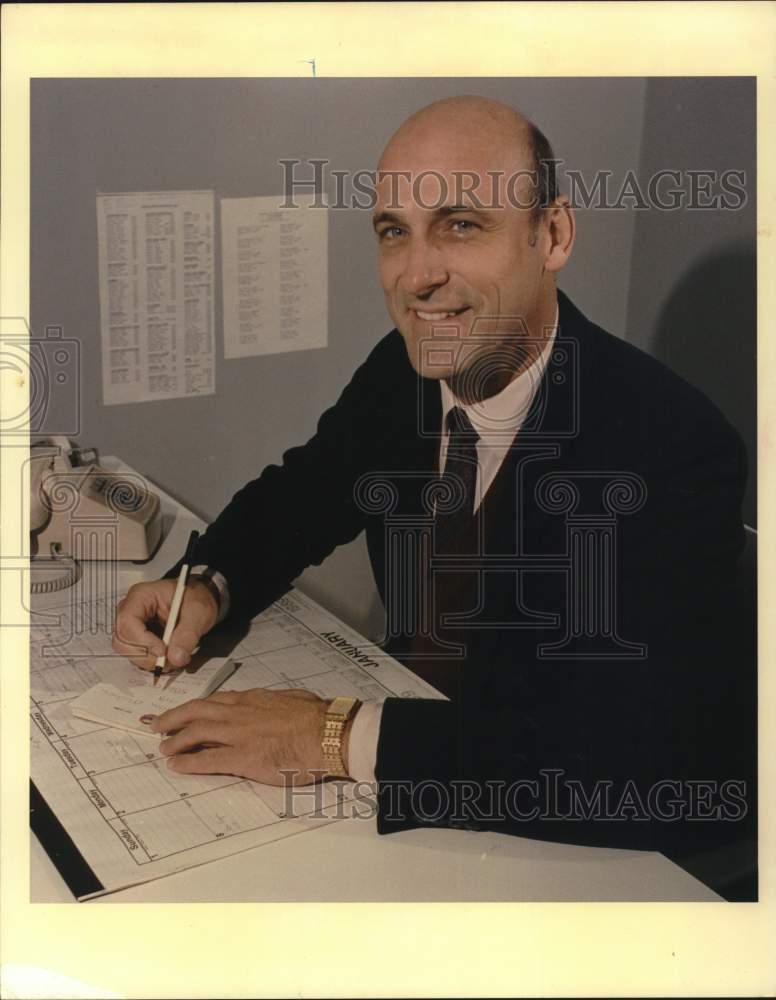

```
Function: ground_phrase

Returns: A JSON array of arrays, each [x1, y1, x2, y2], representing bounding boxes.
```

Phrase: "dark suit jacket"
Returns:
[[180, 290, 754, 877]]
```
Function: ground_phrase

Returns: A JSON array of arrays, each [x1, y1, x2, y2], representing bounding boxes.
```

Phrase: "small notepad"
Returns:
[[69, 657, 236, 737]]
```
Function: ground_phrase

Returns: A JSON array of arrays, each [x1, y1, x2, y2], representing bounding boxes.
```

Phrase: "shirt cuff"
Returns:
[[347, 700, 384, 783], [189, 565, 231, 624]]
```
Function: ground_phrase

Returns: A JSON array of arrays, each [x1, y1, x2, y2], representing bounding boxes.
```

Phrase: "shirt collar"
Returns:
[[439, 307, 558, 444]]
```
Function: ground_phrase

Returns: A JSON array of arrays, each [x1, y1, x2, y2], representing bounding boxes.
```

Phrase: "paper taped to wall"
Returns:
[[221, 193, 327, 358], [97, 190, 216, 404]]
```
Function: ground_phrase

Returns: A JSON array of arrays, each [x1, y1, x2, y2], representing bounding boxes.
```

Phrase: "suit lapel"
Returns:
[[468, 295, 589, 656]]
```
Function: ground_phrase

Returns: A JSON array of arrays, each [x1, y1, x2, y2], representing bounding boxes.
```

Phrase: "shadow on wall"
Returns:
[[651, 241, 756, 527]]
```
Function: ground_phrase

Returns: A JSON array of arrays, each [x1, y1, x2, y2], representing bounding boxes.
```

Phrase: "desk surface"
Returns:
[[29, 458, 721, 903]]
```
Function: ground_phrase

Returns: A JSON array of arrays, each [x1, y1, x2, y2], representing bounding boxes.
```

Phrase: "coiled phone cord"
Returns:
[[30, 543, 82, 594]]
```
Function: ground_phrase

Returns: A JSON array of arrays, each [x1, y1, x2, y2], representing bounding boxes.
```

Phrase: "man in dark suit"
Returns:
[[114, 96, 754, 896]]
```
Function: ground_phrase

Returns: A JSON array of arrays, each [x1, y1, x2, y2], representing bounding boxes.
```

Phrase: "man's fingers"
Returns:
[[207, 691, 244, 705], [116, 584, 163, 622], [165, 624, 201, 668], [167, 747, 237, 776], [111, 623, 165, 670], [159, 721, 235, 756], [162, 587, 219, 667], [150, 698, 236, 734], [112, 580, 218, 671], [113, 583, 171, 669]]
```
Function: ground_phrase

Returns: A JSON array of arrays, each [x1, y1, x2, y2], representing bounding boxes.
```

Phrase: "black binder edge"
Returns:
[[30, 780, 105, 901]]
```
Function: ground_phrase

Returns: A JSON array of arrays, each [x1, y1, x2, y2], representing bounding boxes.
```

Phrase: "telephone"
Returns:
[[30, 436, 162, 593]]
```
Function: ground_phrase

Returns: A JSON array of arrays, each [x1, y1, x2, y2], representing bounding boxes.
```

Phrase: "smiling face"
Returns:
[[374, 98, 573, 402]]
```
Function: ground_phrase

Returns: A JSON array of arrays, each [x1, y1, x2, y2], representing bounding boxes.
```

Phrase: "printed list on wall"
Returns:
[[221, 193, 328, 358], [96, 191, 216, 404]]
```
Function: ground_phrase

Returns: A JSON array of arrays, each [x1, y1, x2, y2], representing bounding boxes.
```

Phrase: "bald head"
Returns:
[[381, 95, 531, 165], [378, 96, 557, 216]]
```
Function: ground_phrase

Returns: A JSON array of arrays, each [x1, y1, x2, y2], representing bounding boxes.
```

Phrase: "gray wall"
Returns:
[[30, 78, 755, 638], [625, 77, 756, 526]]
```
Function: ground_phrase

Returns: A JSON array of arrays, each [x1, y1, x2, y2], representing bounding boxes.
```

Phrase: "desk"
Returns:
[[29, 458, 722, 903]]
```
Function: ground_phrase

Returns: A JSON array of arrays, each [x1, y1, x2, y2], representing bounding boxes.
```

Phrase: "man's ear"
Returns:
[[543, 195, 575, 274]]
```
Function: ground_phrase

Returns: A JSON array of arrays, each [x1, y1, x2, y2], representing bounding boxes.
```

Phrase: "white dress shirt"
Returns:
[[205, 314, 558, 784]]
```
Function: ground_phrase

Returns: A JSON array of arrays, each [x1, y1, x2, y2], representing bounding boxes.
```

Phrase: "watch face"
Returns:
[[328, 696, 357, 717]]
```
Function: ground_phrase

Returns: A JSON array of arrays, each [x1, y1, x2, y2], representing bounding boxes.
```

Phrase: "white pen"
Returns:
[[153, 529, 199, 686]]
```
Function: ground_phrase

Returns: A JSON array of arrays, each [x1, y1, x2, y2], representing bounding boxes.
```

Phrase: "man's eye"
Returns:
[[451, 219, 479, 232], [378, 226, 405, 241]]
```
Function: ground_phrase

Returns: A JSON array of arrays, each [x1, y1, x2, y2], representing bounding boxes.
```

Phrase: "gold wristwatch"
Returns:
[[321, 696, 360, 777]]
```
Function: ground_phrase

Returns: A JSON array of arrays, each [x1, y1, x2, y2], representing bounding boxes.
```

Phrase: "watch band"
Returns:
[[189, 566, 226, 621], [321, 696, 360, 777]]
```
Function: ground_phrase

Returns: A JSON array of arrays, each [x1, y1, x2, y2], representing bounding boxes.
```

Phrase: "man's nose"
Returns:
[[401, 238, 449, 296]]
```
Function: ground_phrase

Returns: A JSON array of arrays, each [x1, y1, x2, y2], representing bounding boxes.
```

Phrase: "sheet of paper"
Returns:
[[97, 190, 216, 404], [221, 193, 327, 358], [69, 657, 236, 736], [30, 588, 440, 899]]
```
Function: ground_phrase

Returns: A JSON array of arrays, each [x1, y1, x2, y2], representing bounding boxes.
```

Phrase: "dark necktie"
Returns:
[[407, 406, 481, 698], [435, 406, 480, 557]]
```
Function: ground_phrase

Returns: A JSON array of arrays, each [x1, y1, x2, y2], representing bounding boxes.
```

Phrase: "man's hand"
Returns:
[[112, 578, 219, 671], [150, 688, 344, 786]]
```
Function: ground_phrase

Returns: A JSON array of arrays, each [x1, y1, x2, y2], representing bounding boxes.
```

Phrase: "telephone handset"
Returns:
[[30, 437, 162, 594]]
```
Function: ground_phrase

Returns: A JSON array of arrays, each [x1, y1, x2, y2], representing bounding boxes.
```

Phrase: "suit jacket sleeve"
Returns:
[[164, 334, 396, 622]]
